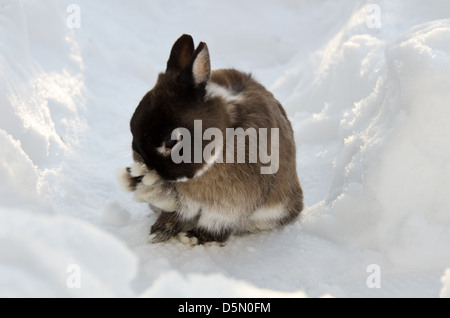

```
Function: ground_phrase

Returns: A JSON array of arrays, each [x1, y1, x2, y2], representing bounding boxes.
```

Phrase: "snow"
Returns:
[[441, 269, 450, 298], [1, 0, 450, 297], [141, 271, 309, 298], [0, 208, 136, 297]]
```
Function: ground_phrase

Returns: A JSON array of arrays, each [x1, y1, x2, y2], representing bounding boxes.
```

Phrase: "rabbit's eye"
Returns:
[[164, 138, 178, 149]]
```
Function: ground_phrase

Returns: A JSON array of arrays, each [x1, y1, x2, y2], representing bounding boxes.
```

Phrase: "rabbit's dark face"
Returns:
[[130, 76, 204, 182], [129, 35, 226, 182]]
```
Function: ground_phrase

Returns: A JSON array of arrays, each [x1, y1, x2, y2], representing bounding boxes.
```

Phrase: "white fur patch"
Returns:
[[193, 163, 212, 179], [177, 232, 198, 246], [178, 195, 202, 221], [133, 183, 178, 212], [133, 183, 153, 203], [156, 146, 170, 157], [174, 177, 189, 183], [130, 162, 148, 177], [172, 154, 220, 183], [249, 203, 285, 231], [142, 171, 160, 187], [194, 144, 222, 179], [157, 197, 178, 212], [205, 82, 242, 104], [197, 207, 240, 233], [116, 168, 134, 193]]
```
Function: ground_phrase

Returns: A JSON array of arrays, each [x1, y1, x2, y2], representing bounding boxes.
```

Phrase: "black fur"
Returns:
[[150, 212, 184, 243], [187, 227, 232, 245]]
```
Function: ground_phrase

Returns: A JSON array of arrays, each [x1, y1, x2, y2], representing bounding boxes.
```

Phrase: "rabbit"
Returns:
[[117, 34, 303, 245]]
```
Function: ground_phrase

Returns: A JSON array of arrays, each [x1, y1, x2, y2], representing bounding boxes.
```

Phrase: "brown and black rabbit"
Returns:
[[118, 34, 303, 244]]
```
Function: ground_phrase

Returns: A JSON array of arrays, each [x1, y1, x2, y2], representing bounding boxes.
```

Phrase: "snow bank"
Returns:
[[0, 0, 86, 211], [141, 271, 309, 298], [0, 130, 48, 210], [0, 0, 85, 168], [0, 0, 137, 297], [0, 208, 137, 297], [291, 7, 450, 272]]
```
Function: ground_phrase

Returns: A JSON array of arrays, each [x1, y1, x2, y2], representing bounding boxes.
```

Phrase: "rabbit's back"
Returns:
[[176, 68, 303, 233]]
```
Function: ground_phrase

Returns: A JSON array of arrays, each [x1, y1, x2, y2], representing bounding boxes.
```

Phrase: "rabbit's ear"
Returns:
[[166, 34, 195, 73], [191, 42, 211, 86]]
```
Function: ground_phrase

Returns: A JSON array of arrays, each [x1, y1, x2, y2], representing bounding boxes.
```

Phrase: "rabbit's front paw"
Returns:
[[117, 163, 178, 212], [134, 181, 178, 212], [132, 169, 178, 213], [116, 167, 143, 193]]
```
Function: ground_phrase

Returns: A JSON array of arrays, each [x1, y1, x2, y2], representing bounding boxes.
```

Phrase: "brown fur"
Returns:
[[121, 34, 303, 244]]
